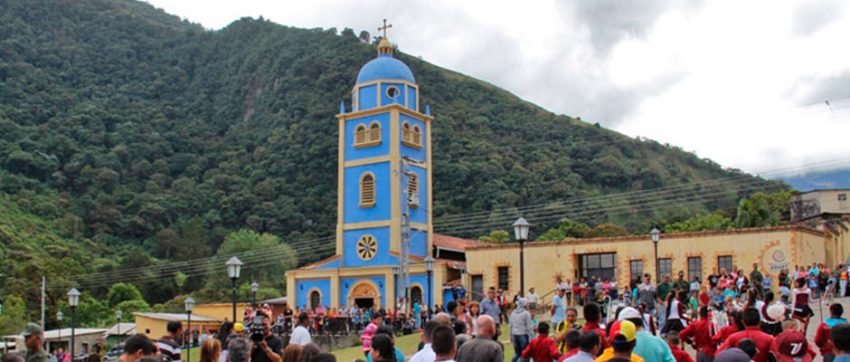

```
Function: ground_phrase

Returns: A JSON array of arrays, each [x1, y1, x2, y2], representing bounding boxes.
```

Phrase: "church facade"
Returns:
[[286, 37, 463, 310]]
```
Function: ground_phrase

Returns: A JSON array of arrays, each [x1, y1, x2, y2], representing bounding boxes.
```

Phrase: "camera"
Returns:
[[250, 315, 266, 342]]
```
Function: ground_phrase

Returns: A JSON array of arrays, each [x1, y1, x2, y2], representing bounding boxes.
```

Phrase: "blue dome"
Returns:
[[356, 54, 416, 84]]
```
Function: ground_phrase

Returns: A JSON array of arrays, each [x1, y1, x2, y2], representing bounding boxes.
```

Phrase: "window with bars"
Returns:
[[355, 124, 367, 145], [369, 122, 381, 142], [497, 266, 510, 291], [688, 257, 702, 281], [718, 256, 733, 274], [402, 122, 412, 143], [658, 258, 673, 279], [630, 260, 644, 282], [407, 173, 418, 208], [310, 290, 321, 309], [412, 125, 422, 146], [360, 173, 376, 207]]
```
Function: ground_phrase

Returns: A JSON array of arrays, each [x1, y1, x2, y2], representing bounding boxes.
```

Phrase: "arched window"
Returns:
[[309, 290, 321, 309], [411, 286, 423, 305], [360, 173, 376, 207], [412, 125, 422, 146], [407, 173, 418, 208], [354, 124, 367, 145], [369, 122, 381, 143], [402, 122, 412, 144]]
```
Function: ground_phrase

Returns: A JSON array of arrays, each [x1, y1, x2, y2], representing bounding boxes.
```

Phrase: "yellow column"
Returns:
[[434, 263, 446, 306], [286, 273, 296, 309], [385, 269, 396, 310], [331, 273, 340, 308]]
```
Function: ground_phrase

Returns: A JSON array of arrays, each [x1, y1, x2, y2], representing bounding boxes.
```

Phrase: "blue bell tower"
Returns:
[[287, 29, 436, 311]]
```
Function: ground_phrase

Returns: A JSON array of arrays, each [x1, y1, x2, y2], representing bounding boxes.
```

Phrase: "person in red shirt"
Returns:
[[711, 309, 743, 346], [814, 303, 848, 361], [717, 308, 775, 362], [680, 306, 717, 361], [666, 331, 695, 362], [581, 302, 610, 354], [522, 322, 560, 362]]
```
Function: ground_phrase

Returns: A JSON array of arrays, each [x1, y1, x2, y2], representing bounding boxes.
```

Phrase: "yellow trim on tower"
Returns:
[[390, 109, 401, 254], [337, 116, 345, 256], [344, 156, 391, 167], [337, 104, 433, 122], [426, 114, 433, 255]]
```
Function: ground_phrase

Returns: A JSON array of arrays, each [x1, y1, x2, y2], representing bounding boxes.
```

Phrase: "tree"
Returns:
[[107, 283, 144, 308], [666, 211, 733, 232], [0, 296, 26, 335], [479, 230, 510, 243], [204, 229, 297, 296], [114, 299, 151, 321], [734, 191, 790, 228], [584, 223, 628, 238], [537, 218, 589, 241]]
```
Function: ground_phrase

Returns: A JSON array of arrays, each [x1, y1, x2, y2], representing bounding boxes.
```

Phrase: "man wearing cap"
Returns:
[[22, 323, 48, 362], [770, 329, 816, 362], [595, 320, 641, 362], [717, 308, 774, 362], [618, 307, 676, 362]]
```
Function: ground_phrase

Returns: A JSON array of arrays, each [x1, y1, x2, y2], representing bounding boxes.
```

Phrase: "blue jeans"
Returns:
[[511, 334, 529, 362]]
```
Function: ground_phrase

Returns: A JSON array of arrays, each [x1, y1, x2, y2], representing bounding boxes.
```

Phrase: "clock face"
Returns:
[[357, 235, 377, 260]]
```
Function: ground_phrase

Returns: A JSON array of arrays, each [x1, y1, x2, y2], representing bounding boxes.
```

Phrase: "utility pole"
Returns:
[[399, 158, 411, 312]]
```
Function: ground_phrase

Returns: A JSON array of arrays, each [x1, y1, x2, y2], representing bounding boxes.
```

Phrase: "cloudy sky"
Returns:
[[145, 0, 850, 176]]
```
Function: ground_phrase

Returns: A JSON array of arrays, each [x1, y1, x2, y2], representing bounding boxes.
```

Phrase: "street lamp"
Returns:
[[513, 217, 530, 296], [67, 288, 80, 361], [651, 228, 661, 282], [251, 282, 259, 306], [391, 265, 400, 325], [184, 297, 195, 361], [57, 311, 63, 348], [226, 256, 243, 322], [424, 256, 434, 317], [115, 310, 123, 340]]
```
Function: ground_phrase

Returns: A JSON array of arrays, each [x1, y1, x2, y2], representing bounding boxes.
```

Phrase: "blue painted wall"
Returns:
[[344, 114, 390, 161], [407, 85, 417, 111], [342, 227, 391, 267], [357, 85, 377, 110], [409, 229, 428, 257], [295, 279, 331, 309], [315, 258, 341, 270], [380, 83, 405, 107], [340, 276, 387, 307], [344, 162, 391, 223]]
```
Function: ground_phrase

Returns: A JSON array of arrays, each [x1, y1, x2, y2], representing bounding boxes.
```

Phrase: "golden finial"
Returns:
[[377, 19, 393, 56]]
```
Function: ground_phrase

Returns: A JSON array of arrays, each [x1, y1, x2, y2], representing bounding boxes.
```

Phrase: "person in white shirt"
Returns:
[[409, 321, 439, 362], [289, 312, 312, 346], [431, 325, 458, 362], [526, 288, 539, 310]]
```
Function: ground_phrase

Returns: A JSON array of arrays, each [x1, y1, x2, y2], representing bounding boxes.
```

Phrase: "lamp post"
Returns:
[[651, 228, 661, 282], [391, 265, 400, 325], [424, 256, 434, 317], [67, 288, 80, 361], [513, 217, 530, 296], [115, 310, 123, 340], [57, 311, 63, 349], [184, 297, 195, 362], [226, 256, 243, 322], [251, 282, 259, 306]]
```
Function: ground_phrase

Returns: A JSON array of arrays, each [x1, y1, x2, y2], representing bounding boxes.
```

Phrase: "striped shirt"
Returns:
[[157, 336, 182, 362]]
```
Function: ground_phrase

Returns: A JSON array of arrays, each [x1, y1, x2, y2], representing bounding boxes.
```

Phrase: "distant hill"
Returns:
[[0, 0, 781, 311], [780, 169, 850, 191]]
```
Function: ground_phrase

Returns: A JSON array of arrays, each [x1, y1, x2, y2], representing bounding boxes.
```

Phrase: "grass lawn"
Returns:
[[331, 325, 516, 362]]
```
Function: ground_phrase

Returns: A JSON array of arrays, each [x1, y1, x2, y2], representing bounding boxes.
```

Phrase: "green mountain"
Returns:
[[0, 0, 780, 313]]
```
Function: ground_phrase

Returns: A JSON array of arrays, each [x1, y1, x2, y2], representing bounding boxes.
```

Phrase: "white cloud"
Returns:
[[143, 0, 850, 173]]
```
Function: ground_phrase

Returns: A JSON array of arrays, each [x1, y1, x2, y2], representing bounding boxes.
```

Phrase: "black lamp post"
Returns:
[[67, 288, 80, 361], [184, 297, 195, 361], [651, 228, 661, 282], [513, 217, 530, 296], [115, 310, 123, 341], [424, 256, 434, 316], [226, 257, 243, 322], [56, 311, 63, 349], [391, 265, 400, 324], [251, 282, 259, 306]]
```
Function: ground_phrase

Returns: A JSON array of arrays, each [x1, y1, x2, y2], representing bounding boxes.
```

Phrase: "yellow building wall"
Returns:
[[465, 227, 829, 299], [193, 303, 251, 322], [135, 315, 223, 338]]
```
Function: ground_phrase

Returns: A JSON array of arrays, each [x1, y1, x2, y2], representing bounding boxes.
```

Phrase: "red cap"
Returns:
[[774, 330, 812, 362]]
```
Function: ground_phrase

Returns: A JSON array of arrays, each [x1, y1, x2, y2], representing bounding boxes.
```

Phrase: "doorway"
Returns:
[[355, 298, 374, 309]]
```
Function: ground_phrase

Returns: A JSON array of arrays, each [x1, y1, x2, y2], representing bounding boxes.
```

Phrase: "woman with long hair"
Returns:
[[281, 344, 302, 362], [297, 344, 321, 362], [792, 277, 814, 333], [199, 338, 221, 362], [712, 309, 744, 346], [662, 289, 687, 335], [467, 301, 480, 336], [369, 334, 396, 362], [760, 291, 783, 336], [452, 302, 472, 334]]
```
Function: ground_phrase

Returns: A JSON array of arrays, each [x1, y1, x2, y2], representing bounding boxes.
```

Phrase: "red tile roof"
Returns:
[[433, 233, 485, 251]]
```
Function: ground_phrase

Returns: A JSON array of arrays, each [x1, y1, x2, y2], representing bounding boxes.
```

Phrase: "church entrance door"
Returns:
[[348, 281, 381, 308]]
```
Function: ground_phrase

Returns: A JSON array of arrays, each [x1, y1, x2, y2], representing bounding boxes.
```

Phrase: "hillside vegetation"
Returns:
[[0, 0, 780, 327]]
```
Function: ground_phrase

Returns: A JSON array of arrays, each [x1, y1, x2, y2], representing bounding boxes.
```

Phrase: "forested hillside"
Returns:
[[0, 0, 780, 324]]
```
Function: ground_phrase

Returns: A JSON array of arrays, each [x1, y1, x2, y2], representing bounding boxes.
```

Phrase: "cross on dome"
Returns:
[[378, 19, 392, 39]]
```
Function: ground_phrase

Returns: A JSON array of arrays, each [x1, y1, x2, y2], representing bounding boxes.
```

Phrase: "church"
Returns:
[[285, 32, 479, 311]]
